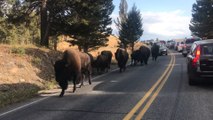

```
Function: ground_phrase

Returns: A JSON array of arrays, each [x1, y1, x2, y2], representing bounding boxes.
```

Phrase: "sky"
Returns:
[[111, 0, 196, 40]]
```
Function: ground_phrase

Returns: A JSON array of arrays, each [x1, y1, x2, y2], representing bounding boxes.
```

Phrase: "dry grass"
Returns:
[[0, 83, 40, 108]]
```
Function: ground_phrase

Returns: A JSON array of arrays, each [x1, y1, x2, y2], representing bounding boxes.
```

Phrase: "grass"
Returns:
[[31, 57, 42, 65], [11, 46, 26, 55], [0, 84, 40, 108], [43, 80, 58, 90]]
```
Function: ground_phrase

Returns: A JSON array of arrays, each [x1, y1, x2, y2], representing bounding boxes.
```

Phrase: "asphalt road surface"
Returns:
[[1, 51, 213, 120]]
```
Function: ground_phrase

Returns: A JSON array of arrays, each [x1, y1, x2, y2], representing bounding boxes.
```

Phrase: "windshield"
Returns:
[[185, 38, 201, 44]]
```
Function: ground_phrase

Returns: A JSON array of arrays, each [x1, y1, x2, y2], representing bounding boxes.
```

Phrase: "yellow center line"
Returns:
[[123, 54, 174, 120], [135, 55, 176, 120]]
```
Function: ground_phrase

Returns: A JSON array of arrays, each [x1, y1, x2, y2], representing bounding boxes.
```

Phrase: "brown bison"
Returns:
[[54, 49, 92, 97], [139, 46, 151, 65], [151, 43, 160, 61], [115, 48, 129, 72], [95, 54, 109, 73], [101, 50, 113, 69], [131, 49, 143, 66]]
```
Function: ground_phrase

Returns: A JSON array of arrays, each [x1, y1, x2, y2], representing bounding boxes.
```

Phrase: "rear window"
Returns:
[[185, 38, 201, 44], [202, 44, 213, 55]]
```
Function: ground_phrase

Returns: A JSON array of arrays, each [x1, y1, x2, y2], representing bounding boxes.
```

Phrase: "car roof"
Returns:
[[194, 39, 213, 45]]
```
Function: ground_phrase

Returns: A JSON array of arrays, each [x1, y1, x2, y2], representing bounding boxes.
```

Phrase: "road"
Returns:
[[1, 51, 213, 120]]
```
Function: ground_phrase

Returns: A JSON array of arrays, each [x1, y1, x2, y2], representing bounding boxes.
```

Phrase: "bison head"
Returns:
[[54, 60, 70, 83]]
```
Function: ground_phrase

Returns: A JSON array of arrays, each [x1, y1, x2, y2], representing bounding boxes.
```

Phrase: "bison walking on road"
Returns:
[[95, 54, 109, 73], [151, 43, 160, 61], [139, 46, 151, 65], [54, 49, 92, 97], [101, 50, 113, 69], [131, 50, 143, 66], [115, 48, 129, 72], [92, 50, 112, 74]]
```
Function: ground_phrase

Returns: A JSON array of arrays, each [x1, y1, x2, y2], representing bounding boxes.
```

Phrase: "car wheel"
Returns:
[[183, 54, 187, 57], [188, 75, 196, 86]]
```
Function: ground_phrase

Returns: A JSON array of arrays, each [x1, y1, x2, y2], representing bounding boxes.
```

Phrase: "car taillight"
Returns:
[[192, 45, 201, 66]]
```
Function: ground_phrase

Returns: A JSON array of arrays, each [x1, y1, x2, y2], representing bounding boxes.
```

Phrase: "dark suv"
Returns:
[[182, 38, 201, 57], [187, 39, 213, 85]]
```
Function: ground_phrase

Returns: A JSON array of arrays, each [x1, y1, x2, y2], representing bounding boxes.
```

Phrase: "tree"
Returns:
[[114, 0, 128, 30], [2, 0, 114, 50], [67, 0, 114, 52], [119, 4, 143, 51], [190, 0, 213, 39], [40, 0, 48, 46], [0, 0, 40, 44]]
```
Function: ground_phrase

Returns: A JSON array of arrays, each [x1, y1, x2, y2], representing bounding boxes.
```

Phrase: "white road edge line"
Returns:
[[0, 67, 122, 117], [0, 97, 48, 117]]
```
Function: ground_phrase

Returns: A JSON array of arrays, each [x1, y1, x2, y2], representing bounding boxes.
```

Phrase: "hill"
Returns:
[[0, 35, 146, 108]]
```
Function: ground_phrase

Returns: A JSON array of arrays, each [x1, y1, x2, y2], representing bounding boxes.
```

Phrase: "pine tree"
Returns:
[[2, 0, 114, 50], [190, 0, 213, 39], [119, 4, 143, 51], [67, 0, 114, 52], [114, 0, 128, 30]]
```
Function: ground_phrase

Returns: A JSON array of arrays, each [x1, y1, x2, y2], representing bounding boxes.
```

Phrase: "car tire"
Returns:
[[183, 54, 187, 57], [188, 75, 197, 86]]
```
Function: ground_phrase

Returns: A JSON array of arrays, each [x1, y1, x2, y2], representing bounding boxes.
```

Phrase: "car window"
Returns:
[[185, 38, 201, 44], [202, 44, 213, 55]]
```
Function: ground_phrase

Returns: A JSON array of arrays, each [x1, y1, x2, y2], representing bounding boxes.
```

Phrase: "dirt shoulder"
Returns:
[[0, 44, 119, 108], [0, 44, 62, 108]]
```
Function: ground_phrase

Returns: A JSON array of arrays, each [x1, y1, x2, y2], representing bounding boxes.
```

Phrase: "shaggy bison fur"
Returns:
[[101, 50, 113, 69], [115, 48, 129, 72], [139, 46, 151, 65], [151, 43, 160, 61], [54, 49, 92, 97]]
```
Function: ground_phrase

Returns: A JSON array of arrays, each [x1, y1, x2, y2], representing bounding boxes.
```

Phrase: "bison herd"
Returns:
[[54, 44, 160, 97]]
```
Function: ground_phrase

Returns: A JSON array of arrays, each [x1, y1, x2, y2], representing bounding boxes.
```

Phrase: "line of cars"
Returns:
[[167, 38, 202, 57], [166, 38, 213, 85]]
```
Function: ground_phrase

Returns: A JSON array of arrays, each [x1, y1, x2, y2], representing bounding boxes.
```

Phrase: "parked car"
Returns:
[[187, 39, 213, 85], [182, 38, 201, 57]]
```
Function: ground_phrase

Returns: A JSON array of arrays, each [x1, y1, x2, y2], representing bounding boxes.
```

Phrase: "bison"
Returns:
[[79, 52, 92, 85], [95, 54, 109, 74], [54, 49, 92, 97], [115, 48, 129, 72], [139, 46, 151, 65], [101, 50, 113, 69], [151, 43, 160, 61], [131, 50, 143, 66]]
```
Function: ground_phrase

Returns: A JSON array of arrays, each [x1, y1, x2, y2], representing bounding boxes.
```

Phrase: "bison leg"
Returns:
[[146, 58, 149, 64], [59, 89, 65, 97], [58, 80, 68, 97], [72, 74, 78, 92], [124, 66, 126, 71], [88, 72, 92, 85]]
